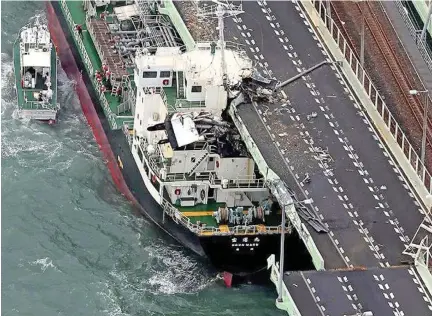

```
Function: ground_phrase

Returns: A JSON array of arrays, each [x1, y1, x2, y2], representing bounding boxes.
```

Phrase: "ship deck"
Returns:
[[177, 200, 282, 228], [224, 0, 424, 269], [63, 1, 133, 127], [13, 39, 58, 112], [283, 266, 432, 315]]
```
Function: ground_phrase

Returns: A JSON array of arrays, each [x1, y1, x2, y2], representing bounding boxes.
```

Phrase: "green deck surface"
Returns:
[[177, 202, 224, 227], [13, 39, 58, 111], [64, 1, 132, 128], [163, 86, 177, 108]]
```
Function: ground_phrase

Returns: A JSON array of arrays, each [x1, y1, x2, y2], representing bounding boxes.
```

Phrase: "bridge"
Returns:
[[220, 0, 432, 314]]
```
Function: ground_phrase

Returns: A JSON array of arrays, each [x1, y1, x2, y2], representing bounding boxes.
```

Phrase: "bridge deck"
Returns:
[[226, 0, 425, 270], [284, 267, 432, 315]]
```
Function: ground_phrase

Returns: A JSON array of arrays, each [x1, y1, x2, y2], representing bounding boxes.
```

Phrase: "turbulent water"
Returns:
[[1, 2, 283, 315]]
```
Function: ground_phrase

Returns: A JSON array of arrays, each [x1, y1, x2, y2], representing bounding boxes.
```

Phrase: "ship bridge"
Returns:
[[220, 0, 432, 314]]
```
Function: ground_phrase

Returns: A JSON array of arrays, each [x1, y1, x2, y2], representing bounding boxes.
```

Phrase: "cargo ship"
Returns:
[[46, 0, 313, 281], [14, 15, 59, 123]]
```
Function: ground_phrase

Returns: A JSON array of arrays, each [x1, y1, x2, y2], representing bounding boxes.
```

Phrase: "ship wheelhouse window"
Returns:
[[191, 86, 202, 93], [143, 71, 157, 78], [160, 71, 171, 78]]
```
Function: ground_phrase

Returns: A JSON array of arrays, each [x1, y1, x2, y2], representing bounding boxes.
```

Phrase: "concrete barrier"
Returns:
[[268, 256, 303, 316]]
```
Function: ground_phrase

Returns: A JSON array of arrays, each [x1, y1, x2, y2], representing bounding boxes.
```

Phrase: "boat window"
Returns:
[[160, 71, 171, 78], [191, 86, 202, 93], [143, 71, 157, 78]]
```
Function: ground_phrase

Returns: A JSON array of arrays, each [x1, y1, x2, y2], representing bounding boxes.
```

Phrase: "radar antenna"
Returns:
[[198, 1, 244, 90]]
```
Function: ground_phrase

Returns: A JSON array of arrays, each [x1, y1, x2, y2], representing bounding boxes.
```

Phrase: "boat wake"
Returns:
[[94, 240, 219, 315], [144, 242, 218, 295], [1, 52, 100, 171]]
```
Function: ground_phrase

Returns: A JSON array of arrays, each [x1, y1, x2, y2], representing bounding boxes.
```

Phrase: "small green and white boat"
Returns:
[[13, 16, 59, 124]]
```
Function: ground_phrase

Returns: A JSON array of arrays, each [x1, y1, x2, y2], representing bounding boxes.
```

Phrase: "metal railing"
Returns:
[[85, 15, 106, 64], [122, 120, 135, 147], [310, 0, 432, 195], [19, 97, 58, 111], [393, 0, 432, 73], [60, 0, 118, 130], [194, 40, 248, 56], [211, 177, 267, 189], [174, 98, 206, 110], [161, 198, 282, 236]]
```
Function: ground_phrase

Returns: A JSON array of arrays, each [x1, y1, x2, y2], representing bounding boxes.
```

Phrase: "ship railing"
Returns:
[[85, 14, 106, 64], [122, 120, 134, 147], [174, 99, 206, 111], [139, 139, 163, 175], [61, 0, 119, 130], [210, 177, 267, 189], [161, 198, 283, 236], [164, 171, 213, 182], [198, 224, 282, 235], [61, 0, 94, 76], [19, 99, 58, 111], [161, 198, 197, 231], [194, 40, 248, 57]]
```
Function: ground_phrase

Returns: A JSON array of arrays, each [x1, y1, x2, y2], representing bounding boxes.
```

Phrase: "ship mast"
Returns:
[[199, 1, 244, 90]]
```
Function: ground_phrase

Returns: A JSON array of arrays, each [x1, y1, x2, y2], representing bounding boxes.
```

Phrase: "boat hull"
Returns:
[[46, 0, 313, 277]]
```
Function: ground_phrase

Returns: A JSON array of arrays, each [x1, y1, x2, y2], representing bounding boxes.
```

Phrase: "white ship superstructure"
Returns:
[[130, 42, 281, 232]]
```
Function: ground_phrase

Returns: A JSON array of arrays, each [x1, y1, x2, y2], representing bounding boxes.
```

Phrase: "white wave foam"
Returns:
[[144, 243, 218, 295], [1, 52, 16, 114], [96, 282, 131, 316], [29, 257, 59, 272]]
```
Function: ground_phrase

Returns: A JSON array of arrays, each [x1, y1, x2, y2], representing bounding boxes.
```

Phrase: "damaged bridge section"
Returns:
[[228, 92, 326, 270]]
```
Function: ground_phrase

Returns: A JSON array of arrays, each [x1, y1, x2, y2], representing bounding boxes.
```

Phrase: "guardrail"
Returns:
[[60, 0, 118, 129], [305, 0, 432, 206], [393, 1, 432, 73]]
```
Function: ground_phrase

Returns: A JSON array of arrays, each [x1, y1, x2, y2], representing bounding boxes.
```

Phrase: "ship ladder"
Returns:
[[177, 71, 185, 99]]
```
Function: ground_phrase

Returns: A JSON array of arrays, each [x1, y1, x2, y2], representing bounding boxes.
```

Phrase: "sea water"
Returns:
[[1, 2, 283, 315]]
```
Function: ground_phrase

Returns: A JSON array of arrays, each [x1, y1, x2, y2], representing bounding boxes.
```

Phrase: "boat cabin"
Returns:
[[20, 23, 52, 93]]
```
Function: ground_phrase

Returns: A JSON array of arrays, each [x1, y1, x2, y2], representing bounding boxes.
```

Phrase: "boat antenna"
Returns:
[[198, 1, 244, 90]]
